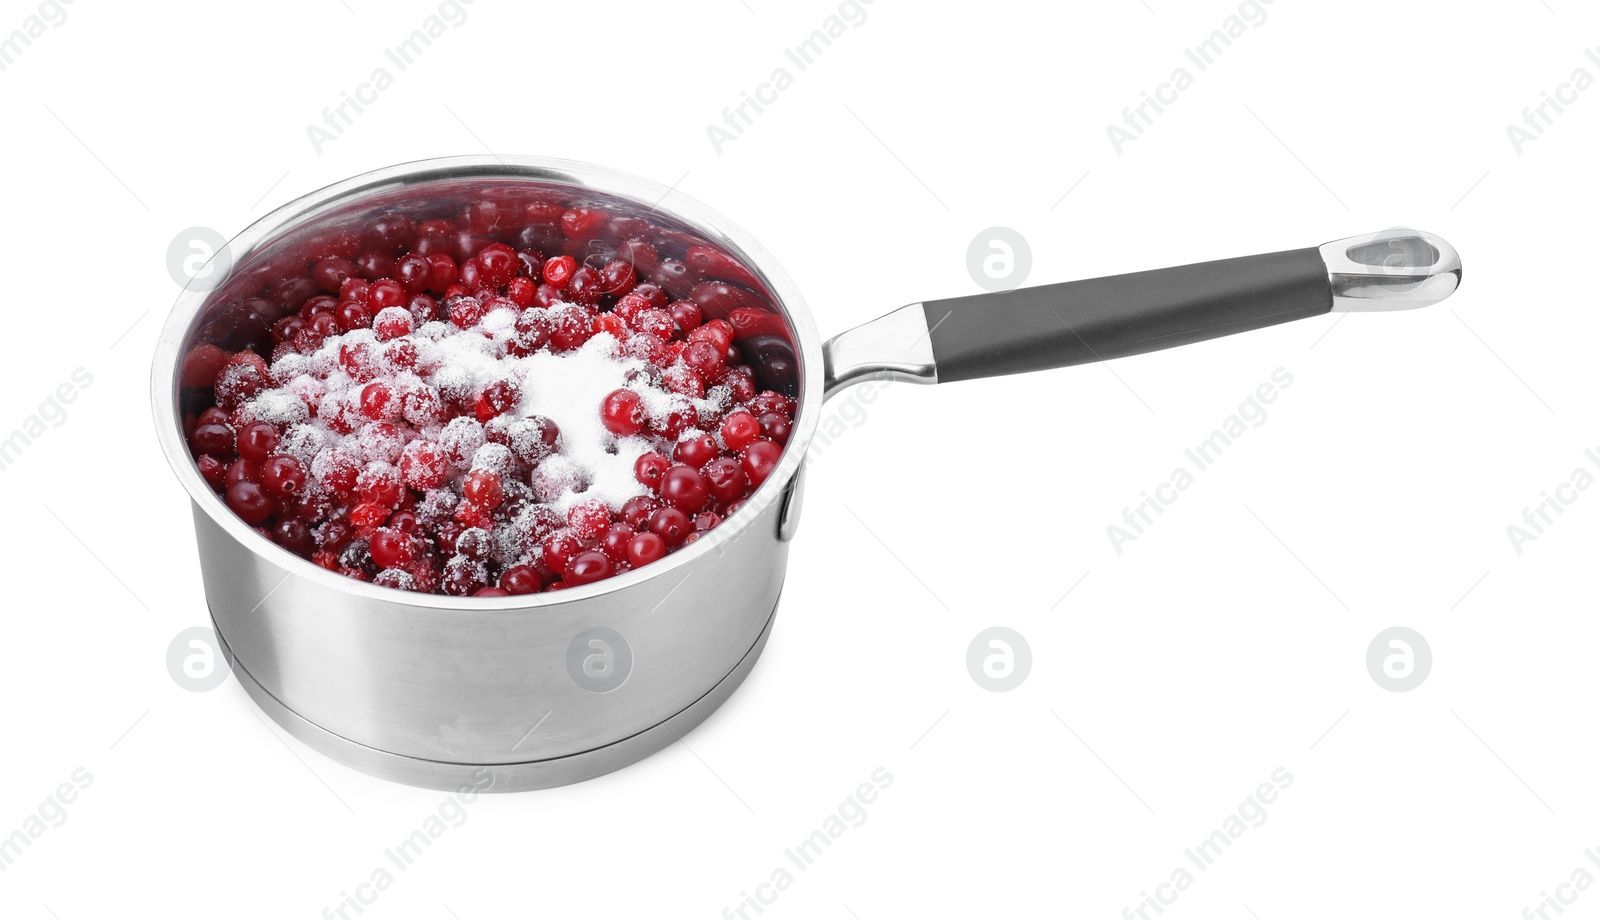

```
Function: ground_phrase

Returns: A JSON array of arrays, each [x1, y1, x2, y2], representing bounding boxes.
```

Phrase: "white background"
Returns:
[[1, 0, 1595, 917]]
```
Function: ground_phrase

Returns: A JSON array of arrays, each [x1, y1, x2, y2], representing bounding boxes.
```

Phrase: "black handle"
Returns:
[[922, 247, 1332, 383]]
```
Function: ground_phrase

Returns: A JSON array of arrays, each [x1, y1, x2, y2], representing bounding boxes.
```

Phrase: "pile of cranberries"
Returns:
[[179, 198, 797, 597]]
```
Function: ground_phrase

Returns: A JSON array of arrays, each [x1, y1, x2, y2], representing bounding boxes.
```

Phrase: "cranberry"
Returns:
[[751, 391, 792, 418], [660, 465, 709, 512], [720, 411, 760, 451], [226, 481, 274, 524], [506, 276, 537, 307], [260, 455, 306, 498], [565, 551, 613, 586], [474, 587, 510, 597], [683, 340, 725, 382], [629, 453, 668, 492], [273, 518, 314, 556], [448, 295, 488, 328], [626, 531, 667, 567], [549, 307, 594, 351], [702, 457, 747, 502], [596, 260, 637, 297], [354, 249, 396, 281], [374, 307, 413, 341], [759, 411, 792, 446], [500, 564, 541, 595], [600, 523, 635, 563], [463, 469, 504, 509], [632, 308, 675, 341], [456, 527, 492, 561], [196, 454, 227, 490], [426, 253, 458, 292], [543, 530, 583, 573], [360, 382, 394, 420], [476, 379, 521, 421], [358, 464, 404, 507], [741, 440, 783, 488], [542, 254, 577, 288], [669, 300, 703, 332], [370, 528, 416, 569], [312, 257, 356, 293], [399, 441, 448, 490], [561, 208, 606, 240], [620, 495, 660, 529], [674, 434, 718, 469], [601, 389, 645, 436], [192, 423, 235, 457], [478, 243, 518, 286], [648, 507, 691, 546], [236, 423, 279, 464], [568, 499, 611, 541]]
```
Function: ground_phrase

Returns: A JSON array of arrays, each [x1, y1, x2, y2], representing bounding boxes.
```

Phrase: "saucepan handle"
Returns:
[[822, 228, 1462, 398]]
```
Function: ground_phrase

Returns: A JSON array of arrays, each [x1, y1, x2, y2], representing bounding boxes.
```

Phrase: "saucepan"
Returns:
[[151, 155, 1461, 791]]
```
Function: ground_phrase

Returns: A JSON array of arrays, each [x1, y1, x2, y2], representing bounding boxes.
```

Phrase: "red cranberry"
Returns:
[[197, 454, 227, 490], [475, 587, 510, 597], [596, 260, 637, 297], [500, 565, 541, 595], [741, 440, 783, 488], [426, 254, 458, 292], [236, 423, 279, 464], [601, 389, 645, 436], [660, 465, 709, 512], [601, 523, 635, 563], [312, 257, 356, 293], [370, 528, 416, 569], [648, 506, 691, 546], [354, 249, 396, 281], [542, 530, 583, 573], [226, 481, 274, 524], [476, 379, 521, 421], [620, 495, 660, 529], [683, 340, 725, 382], [506, 276, 537, 306], [565, 550, 613, 586], [374, 307, 413, 341], [759, 411, 792, 446], [478, 243, 518, 286], [669, 300, 703, 332], [567, 499, 611, 541], [633, 452, 670, 490], [193, 423, 235, 457], [702, 457, 747, 502], [674, 434, 718, 469], [456, 527, 492, 561], [626, 531, 667, 567], [542, 255, 577, 288], [463, 470, 504, 509], [720, 411, 760, 451], [273, 519, 314, 556], [360, 382, 394, 420], [260, 455, 306, 498]]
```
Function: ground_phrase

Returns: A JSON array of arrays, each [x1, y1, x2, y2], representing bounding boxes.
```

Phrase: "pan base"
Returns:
[[211, 601, 778, 793]]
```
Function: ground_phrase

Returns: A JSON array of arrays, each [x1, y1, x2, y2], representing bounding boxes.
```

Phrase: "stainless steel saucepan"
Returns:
[[152, 155, 1462, 791]]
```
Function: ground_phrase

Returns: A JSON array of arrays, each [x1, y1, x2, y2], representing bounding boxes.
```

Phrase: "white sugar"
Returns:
[[517, 333, 648, 512]]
